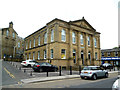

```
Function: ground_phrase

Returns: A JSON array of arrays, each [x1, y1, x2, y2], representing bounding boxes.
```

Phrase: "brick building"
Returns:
[[101, 47, 120, 66], [24, 17, 101, 67]]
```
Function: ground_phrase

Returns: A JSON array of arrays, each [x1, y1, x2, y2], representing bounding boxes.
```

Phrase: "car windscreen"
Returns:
[[83, 67, 92, 70], [83, 67, 100, 70]]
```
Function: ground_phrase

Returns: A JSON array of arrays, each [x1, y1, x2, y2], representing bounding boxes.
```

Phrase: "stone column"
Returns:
[[92, 35, 95, 65], [77, 32, 81, 65], [84, 33, 88, 65]]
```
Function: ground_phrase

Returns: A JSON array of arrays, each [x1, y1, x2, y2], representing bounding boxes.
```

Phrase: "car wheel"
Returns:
[[28, 64, 31, 67], [105, 73, 108, 78], [92, 74, 97, 80], [81, 77, 84, 79]]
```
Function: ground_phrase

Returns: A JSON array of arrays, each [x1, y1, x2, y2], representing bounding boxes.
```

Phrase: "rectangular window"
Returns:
[[107, 52, 110, 57], [33, 52, 35, 60], [29, 40, 31, 48], [61, 49, 66, 59], [61, 29, 66, 42], [34, 39, 35, 47], [6, 30, 9, 36], [80, 34, 83, 45], [38, 36, 40, 46], [44, 50, 46, 59], [95, 52, 97, 60], [102, 52, 104, 57], [72, 32, 76, 44], [88, 36, 90, 46], [94, 38, 97, 47], [51, 30, 54, 42], [38, 51, 40, 60], [18, 42, 20, 48], [12, 32, 15, 38], [115, 52, 118, 57], [51, 49, 53, 59]]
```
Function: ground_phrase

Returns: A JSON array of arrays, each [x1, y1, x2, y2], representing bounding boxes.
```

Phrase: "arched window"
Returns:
[[72, 32, 76, 44], [61, 29, 66, 42], [44, 32, 47, 44], [51, 29, 54, 42]]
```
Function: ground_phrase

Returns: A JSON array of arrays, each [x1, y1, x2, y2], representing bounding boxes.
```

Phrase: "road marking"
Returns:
[[4, 67, 15, 79]]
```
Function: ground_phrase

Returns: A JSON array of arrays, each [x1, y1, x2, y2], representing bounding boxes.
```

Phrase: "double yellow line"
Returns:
[[4, 67, 15, 79]]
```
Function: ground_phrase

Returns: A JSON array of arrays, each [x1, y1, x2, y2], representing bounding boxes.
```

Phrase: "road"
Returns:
[[2, 61, 30, 86]]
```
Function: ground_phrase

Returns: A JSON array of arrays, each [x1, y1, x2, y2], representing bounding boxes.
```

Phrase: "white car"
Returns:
[[112, 76, 120, 90], [80, 66, 108, 80], [21, 59, 37, 67]]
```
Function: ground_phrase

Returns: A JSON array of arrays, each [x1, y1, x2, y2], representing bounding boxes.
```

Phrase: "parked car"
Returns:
[[112, 78, 120, 90], [21, 59, 38, 67], [80, 66, 108, 80], [101, 63, 113, 69], [32, 62, 58, 72]]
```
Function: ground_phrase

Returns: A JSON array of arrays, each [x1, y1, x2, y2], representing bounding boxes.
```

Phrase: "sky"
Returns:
[[0, 0, 119, 49]]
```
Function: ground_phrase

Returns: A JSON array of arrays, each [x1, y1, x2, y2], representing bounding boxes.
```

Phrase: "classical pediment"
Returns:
[[70, 17, 96, 31]]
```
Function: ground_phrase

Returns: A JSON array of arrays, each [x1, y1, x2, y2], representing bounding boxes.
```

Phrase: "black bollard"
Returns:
[[30, 71, 32, 76], [59, 66, 61, 76], [114, 66, 115, 71], [79, 65, 81, 74], [47, 71, 48, 77], [110, 67, 111, 71], [24, 69, 26, 73], [70, 66, 72, 75], [19, 67, 21, 70]]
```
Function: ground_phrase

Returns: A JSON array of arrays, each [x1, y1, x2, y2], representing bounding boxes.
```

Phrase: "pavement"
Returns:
[[21, 70, 119, 84]]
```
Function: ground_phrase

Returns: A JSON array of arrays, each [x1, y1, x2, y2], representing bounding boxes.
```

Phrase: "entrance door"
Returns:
[[81, 51, 84, 65]]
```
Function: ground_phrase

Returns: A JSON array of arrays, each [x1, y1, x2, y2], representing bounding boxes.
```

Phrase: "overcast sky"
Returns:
[[0, 0, 119, 49]]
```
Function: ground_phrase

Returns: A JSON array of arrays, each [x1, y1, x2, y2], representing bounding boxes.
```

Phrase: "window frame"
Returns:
[[51, 29, 54, 42], [51, 49, 53, 59], [72, 32, 76, 44], [44, 32, 47, 44], [38, 36, 40, 46], [44, 50, 47, 59], [87, 36, 90, 46], [61, 49, 66, 59], [61, 29, 66, 42], [80, 34, 84, 45]]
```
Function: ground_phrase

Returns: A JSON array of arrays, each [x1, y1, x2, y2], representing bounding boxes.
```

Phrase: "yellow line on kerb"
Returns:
[[4, 67, 15, 79]]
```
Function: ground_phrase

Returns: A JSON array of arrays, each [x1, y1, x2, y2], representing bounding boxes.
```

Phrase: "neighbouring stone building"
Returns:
[[0, 22, 24, 60], [101, 47, 120, 66], [24, 17, 101, 68]]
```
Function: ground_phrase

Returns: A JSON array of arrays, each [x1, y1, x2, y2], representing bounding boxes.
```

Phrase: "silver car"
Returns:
[[80, 66, 108, 80]]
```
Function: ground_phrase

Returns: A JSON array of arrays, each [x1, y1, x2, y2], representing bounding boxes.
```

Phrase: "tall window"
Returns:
[[107, 52, 110, 57], [61, 29, 66, 42], [94, 38, 97, 47], [80, 34, 83, 45], [18, 42, 20, 48], [29, 40, 31, 48], [12, 32, 15, 38], [44, 32, 47, 44], [51, 49, 53, 59], [26, 42, 28, 49], [51, 29, 54, 42], [115, 52, 118, 57], [38, 36, 40, 46], [72, 32, 76, 44], [88, 36, 90, 46], [81, 51, 84, 65], [29, 53, 31, 59], [95, 52, 98, 60], [61, 49, 66, 59], [44, 50, 46, 59], [33, 52, 35, 60], [73, 49, 76, 63], [38, 51, 40, 60], [33, 38, 35, 47], [102, 52, 104, 57], [6, 30, 9, 36]]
